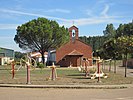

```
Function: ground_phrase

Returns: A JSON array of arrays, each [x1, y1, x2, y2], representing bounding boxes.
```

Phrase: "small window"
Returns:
[[72, 29, 76, 37], [82, 58, 87, 61]]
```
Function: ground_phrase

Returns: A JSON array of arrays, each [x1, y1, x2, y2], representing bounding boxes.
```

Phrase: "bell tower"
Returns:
[[69, 25, 79, 42]]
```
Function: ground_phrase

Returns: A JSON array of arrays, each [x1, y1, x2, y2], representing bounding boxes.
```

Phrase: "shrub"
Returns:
[[37, 62, 45, 68]]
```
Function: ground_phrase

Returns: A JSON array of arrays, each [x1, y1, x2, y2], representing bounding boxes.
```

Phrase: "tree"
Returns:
[[116, 36, 133, 77], [79, 36, 106, 53], [116, 22, 133, 38], [103, 21, 133, 76], [116, 24, 125, 38], [123, 22, 133, 36], [14, 17, 69, 64], [103, 24, 116, 39], [103, 38, 120, 73], [14, 51, 26, 60]]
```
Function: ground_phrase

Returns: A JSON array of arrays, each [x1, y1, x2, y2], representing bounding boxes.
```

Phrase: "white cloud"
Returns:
[[60, 16, 122, 27], [0, 9, 69, 22], [101, 5, 109, 18], [86, 9, 94, 17], [45, 9, 70, 13], [0, 8, 124, 29]]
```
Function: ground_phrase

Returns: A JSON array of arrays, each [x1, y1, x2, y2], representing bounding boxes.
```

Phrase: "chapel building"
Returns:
[[56, 25, 92, 67]]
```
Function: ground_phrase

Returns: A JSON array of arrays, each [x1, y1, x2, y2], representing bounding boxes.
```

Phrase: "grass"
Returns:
[[0, 65, 133, 85]]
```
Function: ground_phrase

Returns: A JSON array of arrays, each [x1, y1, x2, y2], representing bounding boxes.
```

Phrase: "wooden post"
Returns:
[[50, 62, 57, 80], [85, 61, 88, 77], [51, 67, 55, 80], [12, 61, 15, 79], [97, 62, 100, 82], [26, 62, 31, 84]]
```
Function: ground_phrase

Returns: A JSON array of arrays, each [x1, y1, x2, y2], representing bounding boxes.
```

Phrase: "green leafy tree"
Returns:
[[79, 36, 106, 53], [116, 24, 125, 38], [116, 22, 133, 37], [103, 35, 133, 76], [103, 38, 120, 73], [103, 21, 133, 75], [103, 24, 116, 39], [14, 17, 69, 64], [14, 52, 26, 60], [123, 22, 133, 36], [116, 36, 133, 77]]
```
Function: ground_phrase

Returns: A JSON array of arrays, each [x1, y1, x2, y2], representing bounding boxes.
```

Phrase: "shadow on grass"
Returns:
[[75, 77, 91, 79], [67, 73, 92, 80], [0, 69, 11, 70], [67, 73, 85, 76]]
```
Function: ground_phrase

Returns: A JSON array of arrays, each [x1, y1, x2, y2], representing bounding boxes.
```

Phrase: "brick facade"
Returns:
[[56, 25, 92, 67]]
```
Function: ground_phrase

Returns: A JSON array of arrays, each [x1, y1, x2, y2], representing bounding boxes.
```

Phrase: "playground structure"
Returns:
[[2, 51, 109, 84], [78, 57, 108, 82], [9, 54, 37, 84], [5, 52, 58, 83], [17, 54, 37, 71], [11, 61, 15, 79], [48, 62, 58, 80], [90, 59, 108, 82], [17, 54, 37, 84]]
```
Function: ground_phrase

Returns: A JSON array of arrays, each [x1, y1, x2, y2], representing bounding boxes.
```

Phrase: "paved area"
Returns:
[[0, 87, 133, 100]]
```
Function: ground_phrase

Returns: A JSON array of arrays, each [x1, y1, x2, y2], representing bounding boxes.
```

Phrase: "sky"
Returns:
[[0, 0, 133, 52]]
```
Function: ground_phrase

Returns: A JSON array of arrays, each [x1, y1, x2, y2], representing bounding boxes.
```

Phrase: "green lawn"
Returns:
[[0, 65, 133, 85]]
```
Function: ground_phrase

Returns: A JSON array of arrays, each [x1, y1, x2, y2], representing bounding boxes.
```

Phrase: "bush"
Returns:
[[37, 62, 45, 68]]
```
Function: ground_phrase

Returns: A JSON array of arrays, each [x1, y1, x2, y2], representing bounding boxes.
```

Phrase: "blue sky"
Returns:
[[0, 0, 133, 52]]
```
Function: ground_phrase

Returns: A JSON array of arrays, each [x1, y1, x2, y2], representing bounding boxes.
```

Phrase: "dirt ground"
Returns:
[[0, 87, 133, 100]]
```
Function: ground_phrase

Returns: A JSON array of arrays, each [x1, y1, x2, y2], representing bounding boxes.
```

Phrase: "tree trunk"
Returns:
[[109, 60, 112, 72], [125, 53, 128, 77], [114, 59, 116, 73], [42, 54, 45, 64], [40, 51, 45, 64]]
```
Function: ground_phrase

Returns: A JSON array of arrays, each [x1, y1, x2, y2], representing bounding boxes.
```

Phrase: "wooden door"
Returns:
[[71, 56, 78, 67]]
